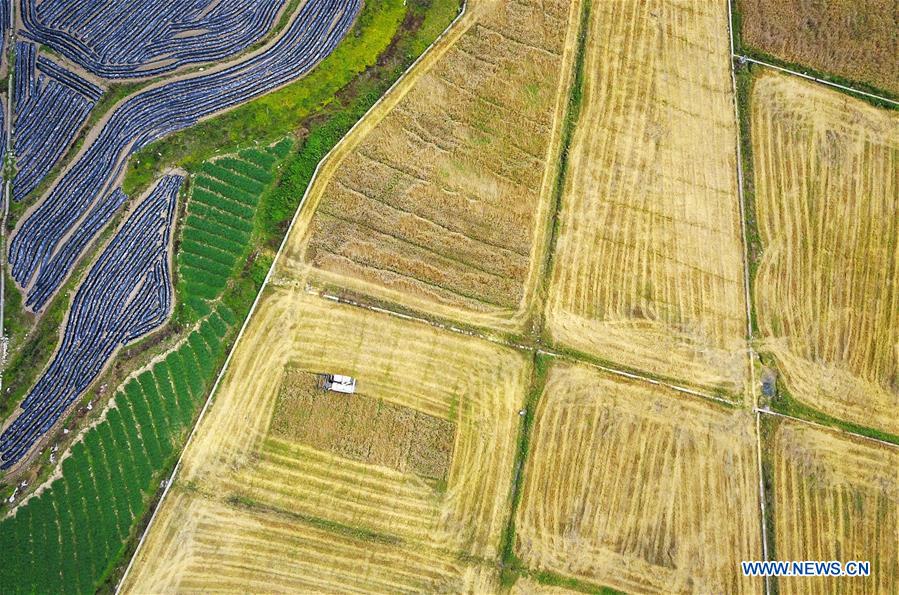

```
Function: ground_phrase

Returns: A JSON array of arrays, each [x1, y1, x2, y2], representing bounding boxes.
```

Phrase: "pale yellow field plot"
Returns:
[[544, 0, 749, 394], [510, 575, 581, 595], [285, 0, 581, 332], [751, 71, 899, 435], [770, 419, 898, 595], [515, 361, 762, 594], [125, 288, 530, 592]]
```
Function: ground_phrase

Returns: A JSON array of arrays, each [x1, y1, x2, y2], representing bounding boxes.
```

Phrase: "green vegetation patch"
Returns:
[[175, 141, 290, 323]]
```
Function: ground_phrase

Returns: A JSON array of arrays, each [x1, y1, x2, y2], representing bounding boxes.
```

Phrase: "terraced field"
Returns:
[[86, 0, 899, 592], [286, 0, 582, 332], [515, 361, 762, 594], [12, 42, 102, 203], [124, 290, 530, 592], [544, 0, 749, 395], [1, 1, 468, 590], [9, 0, 359, 314], [769, 419, 898, 594], [750, 71, 899, 435], [0, 304, 236, 593], [0, 176, 180, 470], [0, 141, 288, 592], [22, 0, 287, 79]]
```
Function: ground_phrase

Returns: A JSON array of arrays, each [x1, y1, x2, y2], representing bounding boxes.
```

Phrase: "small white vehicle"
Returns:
[[323, 374, 357, 394]]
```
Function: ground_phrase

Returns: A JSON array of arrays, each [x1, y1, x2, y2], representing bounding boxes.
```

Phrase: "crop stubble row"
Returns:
[[545, 0, 749, 396], [125, 288, 530, 591], [751, 71, 899, 436], [770, 419, 898, 595], [291, 0, 577, 331]]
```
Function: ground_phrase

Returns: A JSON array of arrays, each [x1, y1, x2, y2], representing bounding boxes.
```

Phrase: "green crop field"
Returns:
[[176, 140, 291, 322], [0, 303, 232, 593]]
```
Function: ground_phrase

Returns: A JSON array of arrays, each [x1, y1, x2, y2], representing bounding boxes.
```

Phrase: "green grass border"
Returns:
[[767, 362, 899, 446], [758, 412, 780, 595], [732, 10, 899, 449]]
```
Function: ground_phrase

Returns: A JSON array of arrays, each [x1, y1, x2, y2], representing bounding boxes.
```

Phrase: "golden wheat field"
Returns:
[[739, 0, 898, 94], [283, 0, 582, 333], [770, 419, 898, 595], [123, 287, 530, 592], [751, 71, 899, 435], [544, 0, 749, 395], [514, 360, 762, 594]]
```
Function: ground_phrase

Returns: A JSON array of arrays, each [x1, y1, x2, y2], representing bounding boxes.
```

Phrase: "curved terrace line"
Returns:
[[20, 0, 288, 79], [0, 175, 181, 469], [9, 0, 361, 312]]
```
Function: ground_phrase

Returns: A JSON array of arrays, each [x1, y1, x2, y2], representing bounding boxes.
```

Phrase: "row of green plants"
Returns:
[[176, 140, 291, 321], [0, 0, 408, 425], [0, 135, 287, 593]]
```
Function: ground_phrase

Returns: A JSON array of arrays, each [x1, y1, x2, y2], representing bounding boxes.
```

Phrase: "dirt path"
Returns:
[[725, 1, 770, 588], [1, 11, 14, 390]]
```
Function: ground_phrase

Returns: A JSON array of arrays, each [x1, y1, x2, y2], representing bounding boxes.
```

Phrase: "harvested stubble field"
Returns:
[[514, 361, 762, 594], [770, 419, 898, 594], [124, 289, 530, 592], [544, 0, 749, 395], [750, 71, 899, 436], [284, 0, 582, 332], [738, 0, 899, 95]]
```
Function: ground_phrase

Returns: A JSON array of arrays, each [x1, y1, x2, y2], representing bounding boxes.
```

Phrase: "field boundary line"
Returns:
[[535, 349, 736, 407], [314, 288, 737, 409], [755, 408, 899, 450], [726, 8, 754, 350], [115, 2, 470, 591], [737, 55, 899, 107], [318, 292, 532, 351], [726, 0, 769, 589]]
